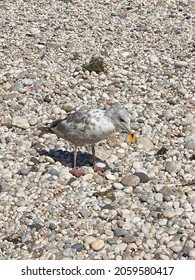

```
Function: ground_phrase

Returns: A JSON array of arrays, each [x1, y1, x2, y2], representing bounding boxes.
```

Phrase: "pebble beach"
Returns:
[[0, 0, 195, 260]]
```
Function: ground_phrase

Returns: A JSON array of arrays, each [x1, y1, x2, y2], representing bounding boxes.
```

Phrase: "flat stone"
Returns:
[[165, 161, 182, 173], [90, 239, 104, 251], [189, 248, 195, 259], [163, 208, 175, 218], [12, 81, 23, 91], [133, 172, 150, 183], [163, 110, 173, 120], [185, 139, 195, 150], [29, 223, 44, 231], [174, 60, 188, 67], [79, 209, 90, 218], [105, 174, 116, 181], [113, 182, 124, 189], [22, 78, 34, 86], [12, 116, 30, 129], [107, 238, 117, 245], [49, 223, 57, 230], [114, 228, 129, 237], [49, 168, 59, 177], [99, 73, 106, 81], [149, 54, 159, 63], [159, 186, 176, 196], [121, 175, 140, 187], [101, 204, 113, 210], [20, 168, 30, 176], [28, 116, 38, 126], [3, 82, 12, 91], [62, 103, 75, 112], [122, 236, 136, 243], [71, 243, 83, 252], [17, 206, 27, 212], [83, 236, 96, 244], [136, 137, 154, 151]]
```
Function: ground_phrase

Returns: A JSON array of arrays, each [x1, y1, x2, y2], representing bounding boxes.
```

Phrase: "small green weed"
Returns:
[[82, 57, 107, 74]]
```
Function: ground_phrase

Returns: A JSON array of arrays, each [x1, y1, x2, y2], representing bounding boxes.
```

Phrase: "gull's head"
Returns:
[[106, 105, 131, 134]]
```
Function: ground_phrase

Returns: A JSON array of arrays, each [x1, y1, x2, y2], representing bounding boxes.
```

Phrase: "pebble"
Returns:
[[83, 236, 96, 244], [122, 236, 136, 243], [121, 175, 140, 187], [165, 161, 182, 174], [0, 0, 194, 261], [90, 239, 105, 251], [113, 182, 124, 190], [189, 248, 195, 259], [174, 60, 188, 68], [28, 116, 38, 126], [22, 78, 33, 86], [99, 74, 107, 81], [12, 81, 23, 91], [12, 116, 30, 129], [20, 168, 30, 176], [149, 55, 159, 63], [79, 209, 90, 218], [114, 228, 129, 237], [133, 172, 150, 183], [163, 208, 175, 218], [62, 103, 75, 112], [185, 140, 195, 150], [71, 243, 83, 252], [105, 173, 116, 181], [136, 137, 154, 151], [49, 223, 57, 230]]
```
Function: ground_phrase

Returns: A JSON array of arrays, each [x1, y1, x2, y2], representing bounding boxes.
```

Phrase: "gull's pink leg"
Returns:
[[69, 148, 85, 177], [92, 145, 107, 173]]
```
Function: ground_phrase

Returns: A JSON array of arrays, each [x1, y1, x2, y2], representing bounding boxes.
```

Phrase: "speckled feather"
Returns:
[[41, 105, 131, 147]]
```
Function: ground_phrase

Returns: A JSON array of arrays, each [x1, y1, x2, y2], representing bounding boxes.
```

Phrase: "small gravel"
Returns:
[[0, 0, 194, 261]]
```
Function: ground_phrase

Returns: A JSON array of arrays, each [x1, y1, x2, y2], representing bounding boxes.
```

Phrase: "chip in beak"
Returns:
[[128, 133, 136, 143]]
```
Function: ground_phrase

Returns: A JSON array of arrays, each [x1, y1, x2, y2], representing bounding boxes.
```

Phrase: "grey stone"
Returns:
[[49, 168, 59, 177], [20, 168, 30, 176], [12, 116, 30, 129], [165, 161, 182, 173], [114, 228, 129, 237], [71, 243, 83, 252], [49, 223, 57, 230], [12, 81, 23, 91], [107, 238, 117, 245], [149, 55, 159, 63], [79, 209, 90, 217], [174, 60, 188, 68], [185, 139, 195, 150], [101, 204, 113, 210], [121, 175, 140, 187], [113, 182, 124, 189], [122, 236, 136, 243], [22, 78, 34, 86], [62, 103, 75, 112], [133, 172, 150, 183], [136, 137, 154, 151]]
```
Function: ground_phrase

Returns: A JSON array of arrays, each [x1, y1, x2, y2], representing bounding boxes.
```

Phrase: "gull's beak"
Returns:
[[121, 123, 132, 135], [121, 124, 136, 143]]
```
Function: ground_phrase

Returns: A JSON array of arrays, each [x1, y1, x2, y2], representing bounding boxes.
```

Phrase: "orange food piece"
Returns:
[[128, 134, 136, 143]]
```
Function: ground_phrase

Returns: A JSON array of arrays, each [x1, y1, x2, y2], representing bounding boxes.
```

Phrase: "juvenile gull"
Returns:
[[40, 105, 132, 177]]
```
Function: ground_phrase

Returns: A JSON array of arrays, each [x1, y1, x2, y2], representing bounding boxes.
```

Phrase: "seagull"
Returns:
[[39, 105, 132, 177]]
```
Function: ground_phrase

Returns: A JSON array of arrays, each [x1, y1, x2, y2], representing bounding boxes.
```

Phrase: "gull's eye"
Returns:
[[119, 117, 125, 123]]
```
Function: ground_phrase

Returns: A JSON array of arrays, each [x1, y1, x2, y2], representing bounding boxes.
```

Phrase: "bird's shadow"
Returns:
[[36, 147, 107, 168]]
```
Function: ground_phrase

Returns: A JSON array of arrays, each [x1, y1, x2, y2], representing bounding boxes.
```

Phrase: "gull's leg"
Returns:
[[69, 147, 85, 177], [92, 144, 96, 169], [92, 144, 107, 173]]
